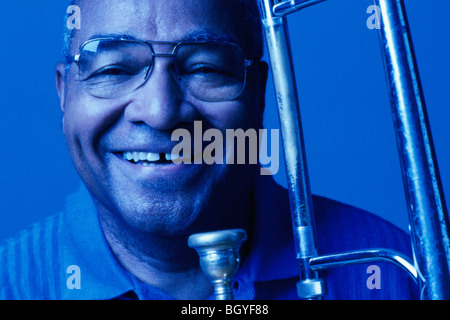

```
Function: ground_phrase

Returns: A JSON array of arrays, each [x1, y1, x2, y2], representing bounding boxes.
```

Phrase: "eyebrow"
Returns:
[[87, 33, 139, 41], [86, 31, 237, 44], [182, 31, 237, 43]]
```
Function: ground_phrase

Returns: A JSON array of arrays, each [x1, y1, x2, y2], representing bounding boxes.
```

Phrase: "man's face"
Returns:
[[57, 0, 267, 236]]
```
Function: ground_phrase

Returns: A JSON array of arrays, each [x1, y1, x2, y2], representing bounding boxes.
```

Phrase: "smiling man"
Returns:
[[0, 0, 419, 300], [57, 0, 268, 300]]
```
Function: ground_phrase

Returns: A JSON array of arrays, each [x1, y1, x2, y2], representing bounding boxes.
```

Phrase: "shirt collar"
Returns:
[[59, 175, 298, 299], [59, 184, 134, 300]]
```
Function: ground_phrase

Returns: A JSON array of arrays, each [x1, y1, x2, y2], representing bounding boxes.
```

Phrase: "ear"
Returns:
[[255, 61, 269, 114], [56, 63, 68, 134], [56, 63, 67, 112]]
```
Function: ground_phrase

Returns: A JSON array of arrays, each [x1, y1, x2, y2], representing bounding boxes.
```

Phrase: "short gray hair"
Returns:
[[62, 0, 78, 64], [62, 0, 263, 63]]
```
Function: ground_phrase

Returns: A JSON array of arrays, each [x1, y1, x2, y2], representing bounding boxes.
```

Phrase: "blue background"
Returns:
[[0, 0, 448, 241]]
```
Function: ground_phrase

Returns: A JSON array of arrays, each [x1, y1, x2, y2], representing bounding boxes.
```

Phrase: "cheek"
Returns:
[[63, 78, 122, 148], [62, 94, 119, 204], [192, 74, 265, 130], [193, 100, 263, 131], [63, 92, 94, 154], [62, 83, 116, 173], [62, 102, 100, 181]]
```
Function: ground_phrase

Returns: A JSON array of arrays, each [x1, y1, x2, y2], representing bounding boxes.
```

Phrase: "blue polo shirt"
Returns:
[[0, 176, 419, 299]]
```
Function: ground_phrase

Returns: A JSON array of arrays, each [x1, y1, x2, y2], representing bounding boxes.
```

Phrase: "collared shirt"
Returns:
[[0, 176, 419, 300]]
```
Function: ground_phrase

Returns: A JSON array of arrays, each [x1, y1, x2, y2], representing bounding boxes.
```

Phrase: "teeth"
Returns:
[[141, 162, 157, 167], [147, 153, 160, 162], [121, 151, 168, 163], [123, 152, 133, 161], [164, 153, 180, 161]]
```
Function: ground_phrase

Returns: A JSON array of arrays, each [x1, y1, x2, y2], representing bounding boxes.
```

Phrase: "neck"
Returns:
[[101, 219, 213, 299], [94, 193, 252, 300]]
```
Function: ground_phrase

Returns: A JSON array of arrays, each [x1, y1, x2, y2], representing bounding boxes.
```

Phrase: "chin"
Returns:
[[103, 170, 217, 236], [94, 162, 256, 237], [118, 194, 204, 236]]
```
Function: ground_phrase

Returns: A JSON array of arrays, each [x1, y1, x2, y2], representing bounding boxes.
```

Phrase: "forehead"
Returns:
[[73, 0, 246, 50]]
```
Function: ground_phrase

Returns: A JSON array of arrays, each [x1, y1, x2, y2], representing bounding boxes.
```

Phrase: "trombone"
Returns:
[[189, 0, 450, 300]]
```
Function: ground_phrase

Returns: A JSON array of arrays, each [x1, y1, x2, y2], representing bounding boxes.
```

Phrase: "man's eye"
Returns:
[[185, 64, 232, 76], [82, 63, 146, 81], [90, 66, 136, 77], [193, 66, 220, 74]]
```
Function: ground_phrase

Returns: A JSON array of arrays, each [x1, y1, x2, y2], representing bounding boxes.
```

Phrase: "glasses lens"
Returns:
[[175, 43, 247, 102], [78, 39, 152, 98]]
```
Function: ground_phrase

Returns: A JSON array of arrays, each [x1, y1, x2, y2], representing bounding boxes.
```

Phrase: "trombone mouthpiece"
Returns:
[[188, 229, 247, 300]]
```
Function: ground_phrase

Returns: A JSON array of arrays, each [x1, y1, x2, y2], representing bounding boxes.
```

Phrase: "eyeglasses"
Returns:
[[72, 38, 254, 102]]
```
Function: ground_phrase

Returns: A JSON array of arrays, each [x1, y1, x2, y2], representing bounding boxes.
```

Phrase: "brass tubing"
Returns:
[[375, 0, 450, 299]]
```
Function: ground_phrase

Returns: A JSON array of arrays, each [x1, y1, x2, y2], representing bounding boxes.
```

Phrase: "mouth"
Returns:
[[118, 151, 182, 167], [110, 149, 208, 183]]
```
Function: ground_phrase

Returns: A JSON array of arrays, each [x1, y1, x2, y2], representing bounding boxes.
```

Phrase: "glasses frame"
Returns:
[[72, 38, 254, 101]]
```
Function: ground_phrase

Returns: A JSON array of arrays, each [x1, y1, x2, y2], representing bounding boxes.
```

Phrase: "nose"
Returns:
[[124, 58, 196, 131]]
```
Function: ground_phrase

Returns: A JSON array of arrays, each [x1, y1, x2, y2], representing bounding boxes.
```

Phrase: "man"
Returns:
[[0, 0, 419, 300]]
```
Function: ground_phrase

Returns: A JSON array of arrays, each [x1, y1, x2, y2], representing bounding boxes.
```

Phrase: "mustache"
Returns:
[[99, 122, 215, 151]]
